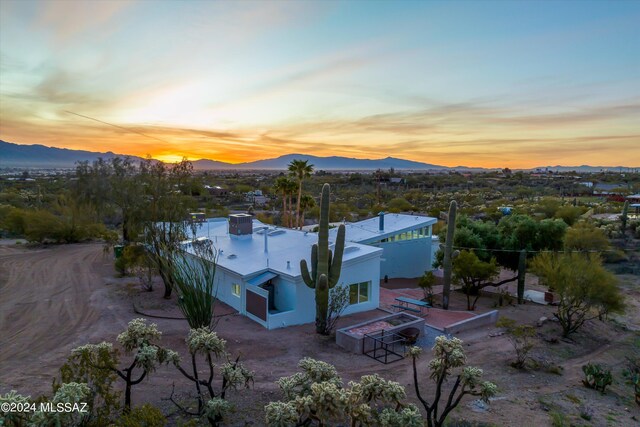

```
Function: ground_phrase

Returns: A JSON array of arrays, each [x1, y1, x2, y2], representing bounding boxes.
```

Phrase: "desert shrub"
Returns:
[[582, 363, 612, 393], [564, 221, 610, 252], [554, 205, 586, 226], [549, 410, 569, 427], [496, 318, 536, 368], [325, 285, 350, 336], [418, 271, 436, 305], [623, 357, 640, 406], [117, 403, 167, 426]]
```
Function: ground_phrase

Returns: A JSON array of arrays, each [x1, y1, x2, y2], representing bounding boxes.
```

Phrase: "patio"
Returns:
[[379, 286, 476, 330]]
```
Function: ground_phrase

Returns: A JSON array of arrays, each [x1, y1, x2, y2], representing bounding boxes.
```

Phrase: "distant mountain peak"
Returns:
[[1, 140, 637, 171]]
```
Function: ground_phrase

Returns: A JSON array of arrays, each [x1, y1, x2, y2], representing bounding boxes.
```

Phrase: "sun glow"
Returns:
[[153, 154, 186, 163]]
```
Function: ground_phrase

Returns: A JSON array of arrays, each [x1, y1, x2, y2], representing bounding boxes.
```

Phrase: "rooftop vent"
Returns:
[[227, 254, 237, 259], [378, 211, 385, 231], [268, 229, 286, 236], [344, 246, 360, 254], [229, 213, 252, 236]]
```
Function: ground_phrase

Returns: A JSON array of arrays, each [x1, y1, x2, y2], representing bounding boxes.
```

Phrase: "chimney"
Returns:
[[229, 213, 252, 238], [378, 211, 385, 231]]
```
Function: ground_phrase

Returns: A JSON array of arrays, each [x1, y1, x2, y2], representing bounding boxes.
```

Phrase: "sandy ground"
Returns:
[[1, 242, 639, 426]]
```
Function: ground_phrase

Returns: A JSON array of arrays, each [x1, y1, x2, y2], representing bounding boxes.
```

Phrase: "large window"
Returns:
[[231, 283, 241, 297], [375, 226, 432, 244], [349, 281, 370, 305]]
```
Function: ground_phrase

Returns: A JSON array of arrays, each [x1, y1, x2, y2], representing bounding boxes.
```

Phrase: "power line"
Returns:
[[65, 111, 173, 145], [448, 245, 638, 254]]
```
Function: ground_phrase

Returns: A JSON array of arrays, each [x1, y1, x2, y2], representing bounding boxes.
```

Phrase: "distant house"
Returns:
[[627, 194, 640, 203], [187, 215, 382, 329], [593, 183, 627, 202], [205, 185, 228, 197], [245, 190, 269, 206]]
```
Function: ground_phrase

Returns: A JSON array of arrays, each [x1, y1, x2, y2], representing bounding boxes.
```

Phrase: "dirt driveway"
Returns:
[[0, 243, 123, 394]]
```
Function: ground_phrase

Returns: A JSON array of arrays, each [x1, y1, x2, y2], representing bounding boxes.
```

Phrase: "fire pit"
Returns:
[[397, 327, 421, 345]]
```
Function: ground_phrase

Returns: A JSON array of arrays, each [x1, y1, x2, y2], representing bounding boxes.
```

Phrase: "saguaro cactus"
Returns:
[[517, 249, 526, 304], [442, 200, 457, 310], [621, 200, 629, 235], [301, 183, 345, 334]]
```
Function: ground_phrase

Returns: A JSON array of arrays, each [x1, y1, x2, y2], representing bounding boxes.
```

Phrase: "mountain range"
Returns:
[[0, 140, 637, 172]]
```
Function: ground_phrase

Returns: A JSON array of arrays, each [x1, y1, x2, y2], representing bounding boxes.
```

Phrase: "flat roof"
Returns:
[[185, 218, 381, 279], [329, 213, 437, 244]]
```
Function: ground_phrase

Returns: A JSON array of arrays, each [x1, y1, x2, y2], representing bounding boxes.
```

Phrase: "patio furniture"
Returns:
[[395, 296, 431, 316]]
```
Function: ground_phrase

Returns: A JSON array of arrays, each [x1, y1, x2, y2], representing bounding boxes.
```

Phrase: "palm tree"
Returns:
[[273, 176, 290, 227], [288, 159, 314, 229], [285, 179, 298, 228], [299, 194, 316, 229], [274, 176, 298, 228]]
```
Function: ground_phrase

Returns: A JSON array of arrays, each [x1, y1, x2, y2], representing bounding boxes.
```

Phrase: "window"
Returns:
[[349, 281, 370, 305], [231, 283, 241, 297]]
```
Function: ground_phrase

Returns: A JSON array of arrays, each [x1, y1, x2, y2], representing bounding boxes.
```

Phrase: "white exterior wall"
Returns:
[[374, 238, 432, 279], [213, 267, 245, 313], [267, 254, 381, 329]]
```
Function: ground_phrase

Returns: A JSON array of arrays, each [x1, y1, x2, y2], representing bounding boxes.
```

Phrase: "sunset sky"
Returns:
[[1, 0, 639, 168]]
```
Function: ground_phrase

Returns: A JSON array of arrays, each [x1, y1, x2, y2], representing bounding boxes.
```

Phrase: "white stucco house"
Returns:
[[330, 212, 438, 280], [187, 214, 382, 329], [187, 212, 437, 329]]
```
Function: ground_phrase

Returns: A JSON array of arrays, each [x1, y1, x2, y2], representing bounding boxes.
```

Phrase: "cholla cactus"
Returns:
[[171, 326, 253, 425], [410, 336, 498, 427], [68, 319, 172, 411], [265, 401, 299, 427], [0, 390, 32, 426], [30, 382, 92, 427], [117, 318, 162, 352], [204, 398, 232, 422], [266, 358, 420, 426], [186, 327, 226, 357]]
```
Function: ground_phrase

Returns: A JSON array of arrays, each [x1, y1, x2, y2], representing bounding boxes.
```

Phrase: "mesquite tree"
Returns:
[[410, 337, 497, 427], [531, 252, 624, 337], [170, 327, 253, 425], [301, 183, 346, 335], [70, 319, 178, 411], [265, 358, 422, 426], [442, 200, 457, 309]]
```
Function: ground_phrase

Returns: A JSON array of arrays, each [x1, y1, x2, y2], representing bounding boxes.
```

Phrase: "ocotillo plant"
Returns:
[[517, 249, 526, 304], [622, 200, 629, 235], [442, 200, 457, 310], [301, 183, 345, 334]]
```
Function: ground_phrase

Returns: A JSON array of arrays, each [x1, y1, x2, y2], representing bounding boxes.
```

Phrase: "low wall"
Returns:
[[443, 310, 499, 335], [336, 312, 424, 354]]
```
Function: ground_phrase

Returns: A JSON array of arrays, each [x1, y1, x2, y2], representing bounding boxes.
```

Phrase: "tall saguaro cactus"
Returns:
[[621, 200, 629, 235], [517, 249, 527, 304], [301, 183, 345, 334], [442, 200, 457, 310]]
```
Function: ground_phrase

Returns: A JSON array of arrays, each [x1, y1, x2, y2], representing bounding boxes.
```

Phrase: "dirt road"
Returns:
[[0, 243, 118, 395]]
